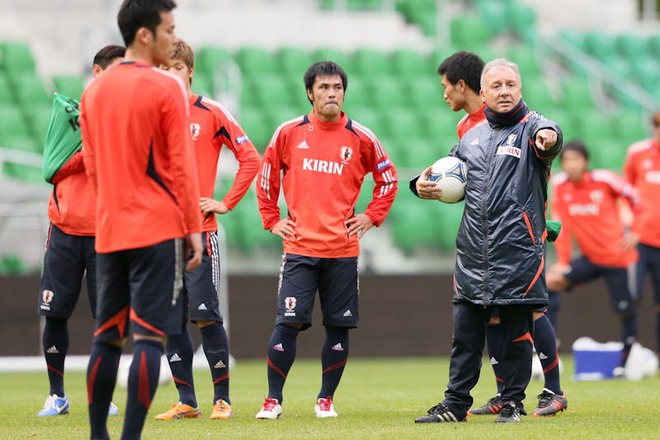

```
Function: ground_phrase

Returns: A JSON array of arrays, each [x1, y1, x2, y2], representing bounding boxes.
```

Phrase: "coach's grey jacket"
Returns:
[[451, 100, 562, 306]]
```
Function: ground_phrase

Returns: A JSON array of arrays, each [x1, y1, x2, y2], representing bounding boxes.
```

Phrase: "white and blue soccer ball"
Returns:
[[429, 156, 467, 203]]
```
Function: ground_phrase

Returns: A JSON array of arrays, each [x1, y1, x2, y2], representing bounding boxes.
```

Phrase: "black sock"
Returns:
[[486, 323, 506, 395], [166, 324, 197, 407], [318, 326, 349, 399], [547, 291, 561, 331], [43, 317, 68, 397], [121, 339, 163, 440], [656, 311, 660, 355], [620, 312, 638, 368], [200, 323, 230, 404], [534, 314, 562, 394], [87, 341, 122, 440], [266, 324, 299, 403]]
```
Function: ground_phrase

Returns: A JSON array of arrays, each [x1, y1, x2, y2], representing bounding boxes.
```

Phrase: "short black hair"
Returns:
[[117, 0, 177, 47], [92, 45, 126, 69], [561, 139, 590, 161], [304, 61, 348, 104], [438, 51, 485, 94]]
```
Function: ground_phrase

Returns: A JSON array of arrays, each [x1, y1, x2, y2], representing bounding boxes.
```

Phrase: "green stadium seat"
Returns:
[[191, 71, 213, 97], [196, 45, 233, 77], [401, 0, 437, 36], [505, 4, 536, 43], [243, 75, 295, 107], [404, 74, 441, 107], [380, 107, 425, 140], [577, 111, 614, 140], [588, 138, 626, 172], [13, 74, 51, 106], [366, 74, 408, 107], [616, 33, 648, 59], [239, 107, 272, 152], [522, 76, 558, 112], [0, 254, 28, 275], [450, 15, 491, 48], [0, 72, 15, 104], [389, 48, 428, 78], [277, 47, 313, 77], [558, 30, 586, 51], [613, 109, 648, 145], [475, 1, 507, 35], [312, 48, 352, 71], [390, 198, 440, 255], [352, 48, 391, 75], [347, 0, 384, 10], [560, 77, 594, 110], [52, 75, 85, 100], [0, 103, 31, 137], [437, 203, 463, 251], [649, 34, 660, 57], [0, 133, 40, 153], [2, 161, 44, 184], [27, 103, 52, 151], [345, 104, 384, 135], [396, 135, 444, 168], [508, 46, 540, 77], [344, 76, 373, 107], [583, 32, 617, 63], [235, 47, 278, 76], [0, 41, 36, 75]]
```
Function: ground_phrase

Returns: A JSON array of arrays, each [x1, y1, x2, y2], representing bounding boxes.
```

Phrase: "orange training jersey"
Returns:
[[80, 61, 201, 253], [189, 94, 260, 232], [257, 111, 398, 258], [551, 170, 638, 267], [456, 103, 487, 139], [47, 151, 95, 235], [623, 138, 660, 247]]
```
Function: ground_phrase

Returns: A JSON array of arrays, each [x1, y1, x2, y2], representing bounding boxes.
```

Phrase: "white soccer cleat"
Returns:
[[314, 396, 338, 418], [256, 397, 282, 420]]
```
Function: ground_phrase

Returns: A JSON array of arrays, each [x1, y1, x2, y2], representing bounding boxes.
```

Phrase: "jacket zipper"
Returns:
[[481, 132, 496, 306]]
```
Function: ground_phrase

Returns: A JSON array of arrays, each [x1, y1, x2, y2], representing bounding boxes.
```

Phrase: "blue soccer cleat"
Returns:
[[37, 394, 70, 417]]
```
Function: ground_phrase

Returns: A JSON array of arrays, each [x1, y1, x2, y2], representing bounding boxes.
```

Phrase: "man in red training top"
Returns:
[[154, 40, 260, 421], [37, 44, 125, 418], [80, 1, 202, 439], [255, 61, 397, 420], [548, 140, 639, 377], [623, 110, 660, 355]]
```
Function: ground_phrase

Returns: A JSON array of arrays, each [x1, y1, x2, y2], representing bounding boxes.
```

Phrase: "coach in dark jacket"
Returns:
[[414, 58, 562, 424]]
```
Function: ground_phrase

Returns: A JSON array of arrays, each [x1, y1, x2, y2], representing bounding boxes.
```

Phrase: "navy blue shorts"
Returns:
[[94, 239, 184, 341], [182, 231, 223, 323], [38, 223, 96, 318], [275, 254, 359, 330], [564, 256, 636, 315], [636, 243, 660, 304]]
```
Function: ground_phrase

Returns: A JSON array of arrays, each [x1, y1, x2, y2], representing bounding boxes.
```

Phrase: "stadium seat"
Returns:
[[0, 103, 31, 137], [583, 32, 617, 63], [235, 47, 278, 76], [238, 107, 272, 152], [505, 3, 537, 43], [577, 111, 614, 141], [2, 161, 44, 184], [52, 75, 85, 100], [616, 33, 648, 59], [344, 104, 385, 136], [312, 48, 352, 71], [277, 46, 313, 77], [196, 45, 233, 78], [613, 109, 648, 145], [243, 75, 296, 108], [450, 15, 491, 48], [191, 71, 214, 97], [404, 74, 441, 107], [27, 103, 52, 151], [366, 74, 408, 108], [0, 41, 36, 75], [436, 203, 463, 252], [13, 74, 52, 106], [0, 72, 15, 104], [343, 76, 372, 107], [474, 0, 507, 35], [380, 107, 426, 141], [560, 77, 594, 111], [389, 48, 428, 79], [352, 48, 392, 75], [588, 138, 626, 172], [390, 197, 440, 255], [508, 46, 540, 77], [0, 133, 40, 153], [649, 33, 660, 57]]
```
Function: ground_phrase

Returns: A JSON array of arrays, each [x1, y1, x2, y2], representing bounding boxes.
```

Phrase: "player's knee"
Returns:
[[533, 311, 545, 321], [97, 338, 126, 349], [133, 334, 166, 346], [276, 322, 302, 336], [196, 320, 218, 329], [488, 317, 501, 325]]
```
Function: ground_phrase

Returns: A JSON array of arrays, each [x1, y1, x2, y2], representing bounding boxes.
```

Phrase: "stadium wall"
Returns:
[[1, 274, 656, 358]]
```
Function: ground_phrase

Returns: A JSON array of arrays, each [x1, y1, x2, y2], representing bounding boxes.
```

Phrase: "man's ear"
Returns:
[[135, 27, 153, 46]]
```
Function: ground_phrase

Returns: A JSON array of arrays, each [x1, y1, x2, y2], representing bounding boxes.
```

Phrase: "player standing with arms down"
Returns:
[[414, 59, 562, 424], [37, 44, 125, 418], [154, 40, 260, 421], [623, 110, 660, 356], [255, 61, 397, 419], [547, 140, 639, 376], [80, 1, 203, 439]]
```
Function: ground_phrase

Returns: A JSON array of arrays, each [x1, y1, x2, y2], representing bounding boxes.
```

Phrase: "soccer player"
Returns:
[[623, 110, 660, 356], [254, 61, 398, 420], [80, 1, 203, 439], [153, 40, 260, 421], [412, 51, 568, 418], [548, 140, 639, 375], [36, 44, 125, 418], [413, 59, 562, 424]]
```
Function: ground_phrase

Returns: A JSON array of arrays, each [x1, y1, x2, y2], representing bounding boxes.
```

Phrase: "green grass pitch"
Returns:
[[2, 356, 658, 439]]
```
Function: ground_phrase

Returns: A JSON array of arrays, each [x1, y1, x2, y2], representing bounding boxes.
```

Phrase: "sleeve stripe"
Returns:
[[266, 116, 304, 149], [260, 162, 271, 200], [351, 121, 386, 158], [200, 97, 237, 123]]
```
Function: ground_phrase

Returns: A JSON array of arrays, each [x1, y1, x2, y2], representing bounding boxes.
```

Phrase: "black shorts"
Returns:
[[38, 223, 96, 319], [636, 243, 660, 304], [94, 239, 184, 341], [564, 256, 636, 314], [182, 231, 223, 323], [275, 253, 359, 330]]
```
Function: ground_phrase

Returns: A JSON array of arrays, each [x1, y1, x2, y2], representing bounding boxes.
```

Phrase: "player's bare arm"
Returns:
[[272, 219, 297, 241], [200, 198, 230, 215], [185, 232, 203, 271], [416, 166, 442, 200], [345, 213, 374, 239], [535, 129, 558, 151]]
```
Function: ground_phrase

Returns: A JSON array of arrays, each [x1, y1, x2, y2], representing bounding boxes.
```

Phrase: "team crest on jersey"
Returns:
[[590, 190, 603, 203], [340, 146, 353, 163], [284, 296, 297, 317], [42, 289, 54, 304], [505, 133, 518, 147], [190, 123, 201, 140], [643, 159, 653, 169]]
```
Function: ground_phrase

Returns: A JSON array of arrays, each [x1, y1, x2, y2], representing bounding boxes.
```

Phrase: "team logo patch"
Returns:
[[236, 134, 249, 145], [284, 296, 297, 317], [376, 158, 392, 171], [42, 289, 54, 304], [190, 123, 201, 140], [340, 146, 353, 163], [590, 190, 603, 203], [497, 146, 521, 158]]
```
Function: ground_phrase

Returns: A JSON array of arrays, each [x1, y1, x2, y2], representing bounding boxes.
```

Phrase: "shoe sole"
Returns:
[[155, 411, 202, 420]]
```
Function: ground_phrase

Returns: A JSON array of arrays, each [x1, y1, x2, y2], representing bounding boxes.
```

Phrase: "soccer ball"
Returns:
[[117, 356, 172, 389], [429, 156, 467, 203]]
